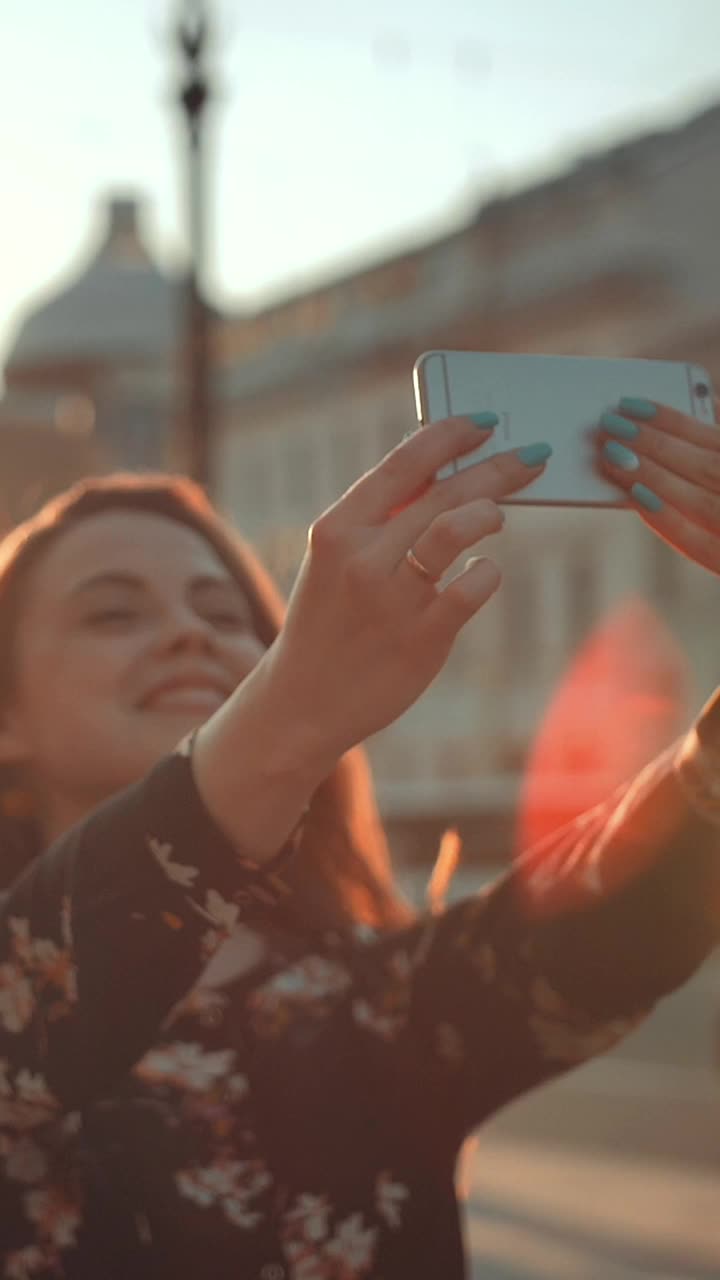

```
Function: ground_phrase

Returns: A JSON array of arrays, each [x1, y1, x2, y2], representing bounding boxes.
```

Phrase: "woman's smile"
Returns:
[[141, 685, 228, 713]]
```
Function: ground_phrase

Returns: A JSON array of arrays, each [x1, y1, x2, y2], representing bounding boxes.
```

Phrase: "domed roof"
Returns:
[[6, 197, 183, 373]]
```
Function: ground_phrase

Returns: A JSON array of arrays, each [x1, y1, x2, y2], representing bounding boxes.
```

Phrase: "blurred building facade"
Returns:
[[2, 106, 719, 860], [0, 197, 182, 523], [211, 103, 720, 857]]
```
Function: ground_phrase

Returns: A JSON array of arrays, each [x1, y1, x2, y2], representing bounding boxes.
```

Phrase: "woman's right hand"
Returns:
[[264, 417, 551, 765]]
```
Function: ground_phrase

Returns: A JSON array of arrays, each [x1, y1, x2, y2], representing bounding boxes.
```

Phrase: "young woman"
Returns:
[[1, 403, 718, 1279]]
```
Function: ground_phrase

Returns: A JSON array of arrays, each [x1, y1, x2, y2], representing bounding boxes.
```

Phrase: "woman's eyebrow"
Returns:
[[68, 571, 246, 599], [69, 571, 146, 597]]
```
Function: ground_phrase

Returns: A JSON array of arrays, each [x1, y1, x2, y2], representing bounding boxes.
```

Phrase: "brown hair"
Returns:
[[0, 472, 415, 931]]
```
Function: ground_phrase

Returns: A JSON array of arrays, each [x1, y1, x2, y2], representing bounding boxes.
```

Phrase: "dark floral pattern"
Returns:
[[2, 742, 719, 1278]]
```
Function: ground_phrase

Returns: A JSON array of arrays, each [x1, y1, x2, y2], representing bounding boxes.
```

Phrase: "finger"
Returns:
[[626, 499, 720, 576], [452, 443, 555, 501], [425, 555, 502, 638], [598, 440, 720, 534], [382, 443, 552, 562], [615, 400, 720, 453], [597, 413, 720, 496], [598, 442, 720, 573], [394, 498, 505, 589], [345, 415, 500, 526]]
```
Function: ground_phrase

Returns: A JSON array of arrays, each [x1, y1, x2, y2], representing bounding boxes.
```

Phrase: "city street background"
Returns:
[[402, 867, 720, 1278], [2, 3, 720, 1276]]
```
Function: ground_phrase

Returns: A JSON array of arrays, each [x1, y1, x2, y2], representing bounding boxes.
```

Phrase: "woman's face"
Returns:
[[0, 510, 268, 839]]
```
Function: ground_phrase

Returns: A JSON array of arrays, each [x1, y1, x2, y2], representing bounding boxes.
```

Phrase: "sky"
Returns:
[[3, 0, 720, 367]]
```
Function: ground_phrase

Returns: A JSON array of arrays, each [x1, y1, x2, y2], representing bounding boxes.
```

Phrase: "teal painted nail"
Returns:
[[517, 441, 553, 467], [631, 483, 663, 513], [603, 440, 639, 471], [600, 412, 639, 441], [618, 397, 657, 419], [469, 411, 499, 429]]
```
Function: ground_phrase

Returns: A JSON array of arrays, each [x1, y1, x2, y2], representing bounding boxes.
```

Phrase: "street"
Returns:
[[399, 866, 720, 1277], [465, 1138, 719, 1279], [466, 952, 720, 1277]]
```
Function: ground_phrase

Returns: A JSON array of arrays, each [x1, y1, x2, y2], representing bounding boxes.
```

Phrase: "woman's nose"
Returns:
[[161, 610, 218, 651]]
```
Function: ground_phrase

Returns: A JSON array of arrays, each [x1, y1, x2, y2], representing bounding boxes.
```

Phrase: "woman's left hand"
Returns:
[[596, 396, 720, 575]]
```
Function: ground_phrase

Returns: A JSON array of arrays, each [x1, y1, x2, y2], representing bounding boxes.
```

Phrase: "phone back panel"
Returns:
[[413, 351, 716, 506]]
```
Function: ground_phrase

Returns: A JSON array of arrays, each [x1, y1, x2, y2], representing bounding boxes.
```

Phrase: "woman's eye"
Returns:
[[83, 607, 250, 630], [207, 612, 249, 629]]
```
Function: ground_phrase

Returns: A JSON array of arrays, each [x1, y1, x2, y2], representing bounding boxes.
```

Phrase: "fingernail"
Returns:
[[600, 412, 639, 441], [631, 483, 664, 512], [516, 442, 553, 467], [603, 440, 640, 471], [618, 397, 657, 420], [469, 412, 499, 429]]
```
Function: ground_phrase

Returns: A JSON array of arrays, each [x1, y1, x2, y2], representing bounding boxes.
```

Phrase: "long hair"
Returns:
[[0, 472, 415, 931]]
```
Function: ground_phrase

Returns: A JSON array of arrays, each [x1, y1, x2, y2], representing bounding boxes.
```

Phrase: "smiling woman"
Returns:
[[0, 517, 266, 835], [0, 433, 718, 1280], [0, 472, 409, 932], [0, 504, 260, 844]]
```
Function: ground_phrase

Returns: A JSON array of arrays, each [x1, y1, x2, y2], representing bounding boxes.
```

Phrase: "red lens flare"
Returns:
[[515, 597, 689, 913]]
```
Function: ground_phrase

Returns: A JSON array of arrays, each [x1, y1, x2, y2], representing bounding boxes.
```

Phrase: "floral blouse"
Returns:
[[1, 737, 719, 1280]]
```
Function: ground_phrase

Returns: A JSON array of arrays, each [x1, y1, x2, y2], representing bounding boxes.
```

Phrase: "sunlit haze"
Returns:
[[3, 0, 720, 366]]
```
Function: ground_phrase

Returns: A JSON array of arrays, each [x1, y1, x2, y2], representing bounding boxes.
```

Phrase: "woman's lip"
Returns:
[[142, 686, 227, 711]]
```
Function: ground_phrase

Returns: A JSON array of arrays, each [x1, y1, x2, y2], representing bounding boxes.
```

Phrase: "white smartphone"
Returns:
[[413, 351, 716, 506]]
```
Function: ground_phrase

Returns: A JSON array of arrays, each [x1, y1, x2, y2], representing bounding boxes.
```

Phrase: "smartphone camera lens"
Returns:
[[694, 382, 710, 398]]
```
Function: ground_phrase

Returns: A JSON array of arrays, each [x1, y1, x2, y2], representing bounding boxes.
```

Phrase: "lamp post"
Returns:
[[174, 0, 214, 490]]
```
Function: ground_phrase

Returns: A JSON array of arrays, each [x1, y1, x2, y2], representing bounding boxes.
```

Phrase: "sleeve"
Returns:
[[352, 739, 720, 1147], [0, 740, 296, 1111]]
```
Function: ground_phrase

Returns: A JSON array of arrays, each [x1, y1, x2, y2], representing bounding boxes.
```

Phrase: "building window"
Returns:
[[355, 259, 419, 304], [377, 410, 403, 462], [283, 430, 316, 513], [566, 549, 595, 651], [331, 425, 367, 496], [500, 558, 534, 668], [230, 441, 270, 525], [649, 537, 683, 604]]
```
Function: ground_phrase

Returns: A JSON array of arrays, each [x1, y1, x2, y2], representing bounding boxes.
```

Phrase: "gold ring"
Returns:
[[405, 547, 438, 584]]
